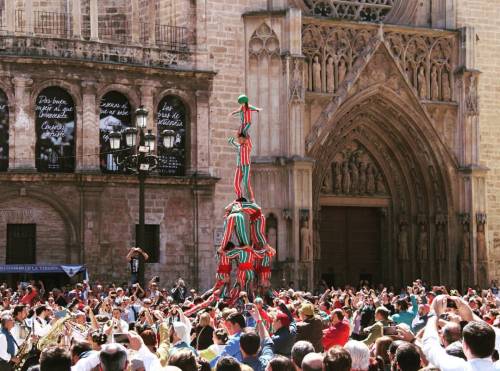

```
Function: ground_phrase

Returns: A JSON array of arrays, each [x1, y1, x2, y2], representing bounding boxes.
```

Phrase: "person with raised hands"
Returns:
[[422, 294, 500, 370]]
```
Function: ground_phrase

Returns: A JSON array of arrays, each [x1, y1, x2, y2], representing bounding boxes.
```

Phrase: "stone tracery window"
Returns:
[[0, 89, 8, 172], [306, 0, 394, 21]]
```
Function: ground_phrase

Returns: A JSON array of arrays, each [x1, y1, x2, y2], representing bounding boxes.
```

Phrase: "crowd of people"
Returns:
[[0, 276, 500, 371]]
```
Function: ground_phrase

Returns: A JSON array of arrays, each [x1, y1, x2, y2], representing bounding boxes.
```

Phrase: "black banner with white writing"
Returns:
[[157, 95, 186, 176], [99, 91, 132, 172], [35, 87, 75, 172]]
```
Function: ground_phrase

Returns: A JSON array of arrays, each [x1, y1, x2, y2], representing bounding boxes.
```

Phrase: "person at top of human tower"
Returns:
[[228, 134, 254, 202], [229, 94, 262, 137]]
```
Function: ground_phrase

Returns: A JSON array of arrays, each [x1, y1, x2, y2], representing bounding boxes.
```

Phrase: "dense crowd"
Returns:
[[1, 276, 500, 371]]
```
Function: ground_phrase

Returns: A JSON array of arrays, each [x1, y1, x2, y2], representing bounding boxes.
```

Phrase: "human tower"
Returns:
[[213, 95, 276, 301]]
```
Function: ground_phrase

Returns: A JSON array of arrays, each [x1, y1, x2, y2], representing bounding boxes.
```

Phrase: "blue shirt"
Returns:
[[243, 338, 274, 371], [391, 295, 418, 328], [215, 331, 242, 363]]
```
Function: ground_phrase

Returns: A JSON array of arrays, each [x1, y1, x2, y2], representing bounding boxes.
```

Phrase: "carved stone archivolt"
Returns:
[[249, 23, 280, 58], [321, 142, 387, 196]]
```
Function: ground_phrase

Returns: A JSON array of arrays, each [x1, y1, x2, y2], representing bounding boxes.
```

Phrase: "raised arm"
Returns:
[[228, 137, 239, 148]]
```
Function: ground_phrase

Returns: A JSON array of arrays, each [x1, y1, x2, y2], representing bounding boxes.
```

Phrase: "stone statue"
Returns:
[[333, 162, 342, 193], [477, 222, 487, 261], [375, 172, 385, 194], [466, 75, 478, 114], [417, 66, 427, 99], [435, 223, 446, 261], [338, 58, 347, 86], [398, 223, 409, 261], [349, 160, 359, 194], [358, 162, 367, 194], [462, 222, 471, 261], [342, 161, 351, 194], [321, 167, 333, 193], [326, 57, 335, 93], [431, 65, 439, 100], [366, 163, 375, 195], [300, 220, 312, 262], [442, 70, 451, 101], [313, 56, 322, 93], [417, 223, 428, 261]]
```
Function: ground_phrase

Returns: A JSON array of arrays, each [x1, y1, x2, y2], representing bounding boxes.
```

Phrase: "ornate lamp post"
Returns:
[[109, 106, 176, 286]]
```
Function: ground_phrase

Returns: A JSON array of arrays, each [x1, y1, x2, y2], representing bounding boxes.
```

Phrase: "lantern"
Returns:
[[162, 129, 176, 149]]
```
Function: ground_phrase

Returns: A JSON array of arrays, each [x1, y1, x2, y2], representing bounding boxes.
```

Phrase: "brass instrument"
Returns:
[[37, 316, 91, 350], [13, 327, 33, 371]]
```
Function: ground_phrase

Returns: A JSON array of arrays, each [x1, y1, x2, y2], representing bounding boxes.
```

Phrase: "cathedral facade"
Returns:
[[0, 0, 497, 290]]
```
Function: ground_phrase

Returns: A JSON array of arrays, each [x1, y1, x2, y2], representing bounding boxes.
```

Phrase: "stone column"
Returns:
[[195, 188, 214, 290], [10, 76, 35, 171], [25, 0, 34, 34], [72, 0, 82, 39], [194, 0, 208, 68], [79, 81, 100, 172], [131, 0, 140, 44], [5, 0, 15, 34], [148, 0, 156, 46], [89, 0, 98, 41], [194, 91, 209, 175]]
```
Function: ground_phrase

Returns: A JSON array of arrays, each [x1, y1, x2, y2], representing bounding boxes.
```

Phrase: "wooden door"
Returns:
[[6, 224, 36, 264], [319, 207, 380, 287]]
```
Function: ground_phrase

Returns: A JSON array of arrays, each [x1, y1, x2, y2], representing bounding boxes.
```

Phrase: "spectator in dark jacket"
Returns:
[[171, 279, 188, 304], [271, 302, 297, 357], [296, 303, 324, 352]]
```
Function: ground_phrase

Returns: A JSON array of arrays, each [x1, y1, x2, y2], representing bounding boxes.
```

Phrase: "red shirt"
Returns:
[[322, 319, 351, 350], [20, 289, 38, 305]]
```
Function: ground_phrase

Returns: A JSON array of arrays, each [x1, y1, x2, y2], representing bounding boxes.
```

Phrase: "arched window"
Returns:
[[156, 95, 186, 176], [99, 91, 132, 172], [0, 89, 8, 172], [35, 87, 75, 172]]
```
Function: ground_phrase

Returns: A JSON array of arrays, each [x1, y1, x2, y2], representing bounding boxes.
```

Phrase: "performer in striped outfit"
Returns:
[[229, 94, 262, 137], [254, 244, 276, 290], [228, 135, 254, 202], [219, 211, 250, 250], [224, 245, 259, 295], [213, 242, 234, 299], [250, 213, 267, 248]]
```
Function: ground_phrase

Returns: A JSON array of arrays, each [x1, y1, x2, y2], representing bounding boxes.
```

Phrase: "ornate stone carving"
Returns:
[[321, 142, 387, 196], [302, 24, 378, 93], [465, 75, 479, 116], [435, 213, 447, 261], [459, 213, 471, 261], [290, 58, 305, 103], [416, 214, 429, 261], [398, 217, 409, 261], [477, 213, 487, 261], [249, 23, 280, 58], [385, 31, 456, 102]]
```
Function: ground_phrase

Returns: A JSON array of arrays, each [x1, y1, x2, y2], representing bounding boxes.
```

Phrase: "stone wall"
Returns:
[[456, 0, 500, 281]]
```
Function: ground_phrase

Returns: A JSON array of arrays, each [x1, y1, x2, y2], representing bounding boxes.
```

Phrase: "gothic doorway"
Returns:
[[319, 206, 381, 287]]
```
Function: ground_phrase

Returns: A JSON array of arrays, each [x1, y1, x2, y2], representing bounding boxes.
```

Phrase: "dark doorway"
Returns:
[[320, 207, 380, 287], [6, 224, 36, 264]]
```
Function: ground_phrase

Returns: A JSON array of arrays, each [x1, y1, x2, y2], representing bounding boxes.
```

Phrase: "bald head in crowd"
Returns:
[[442, 322, 462, 347], [302, 352, 323, 371], [291, 341, 315, 371]]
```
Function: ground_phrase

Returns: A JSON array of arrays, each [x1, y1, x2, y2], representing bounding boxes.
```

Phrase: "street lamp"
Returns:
[[108, 105, 171, 287]]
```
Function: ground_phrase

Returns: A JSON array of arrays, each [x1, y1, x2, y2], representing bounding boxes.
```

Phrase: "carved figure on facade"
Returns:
[[290, 59, 305, 102], [326, 56, 335, 93], [300, 218, 313, 262], [338, 58, 347, 88], [442, 70, 452, 102], [477, 213, 487, 261], [321, 167, 333, 193], [313, 56, 322, 92], [435, 214, 447, 261], [398, 219, 409, 261], [324, 143, 388, 197], [417, 218, 429, 261], [459, 213, 471, 261], [417, 66, 427, 99], [465, 74, 479, 116], [430, 65, 439, 100]]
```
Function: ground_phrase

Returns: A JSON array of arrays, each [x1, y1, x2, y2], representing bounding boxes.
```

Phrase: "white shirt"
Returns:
[[11, 320, 29, 346], [71, 351, 100, 371], [423, 318, 500, 371], [134, 344, 162, 371], [0, 332, 13, 362], [33, 317, 51, 337]]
